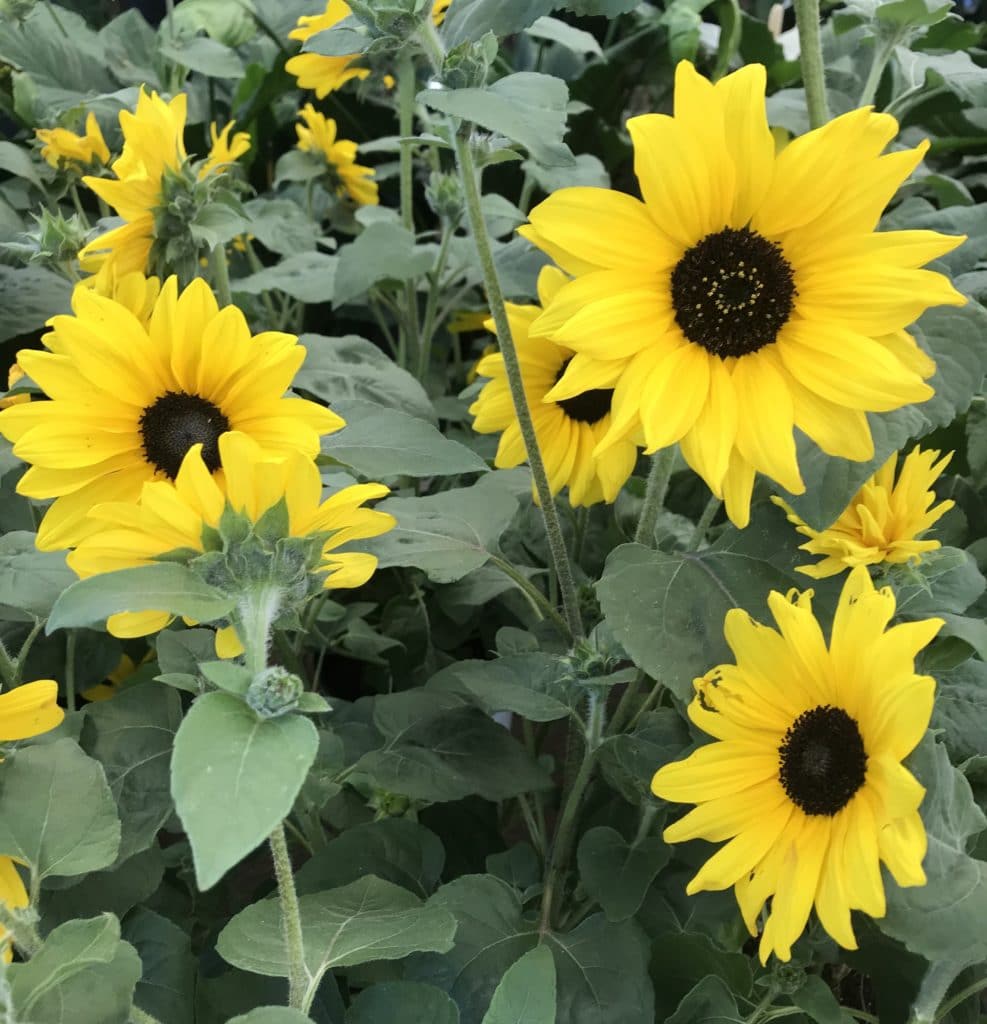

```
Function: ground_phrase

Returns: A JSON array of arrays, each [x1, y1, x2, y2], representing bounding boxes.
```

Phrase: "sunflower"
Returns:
[[0, 363, 29, 411], [36, 111, 110, 169], [67, 431, 396, 646], [83, 265, 162, 324], [0, 679, 63, 962], [0, 276, 344, 551], [652, 566, 939, 962], [773, 447, 955, 578], [199, 121, 251, 178], [286, 0, 451, 98], [295, 104, 378, 206], [469, 266, 638, 507], [521, 61, 966, 529]]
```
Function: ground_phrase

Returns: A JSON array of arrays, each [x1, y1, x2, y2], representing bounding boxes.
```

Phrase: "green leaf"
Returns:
[[526, 16, 602, 56], [47, 563, 235, 634], [665, 975, 738, 1024], [0, 264, 73, 343], [648, 931, 753, 1021], [481, 945, 556, 1024], [122, 909, 195, 1024], [365, 473, 521, 584], [324, 400, 489, 478], [334, 222, 433, 306], [217, 876, 458, 993], [0, 531, 76, 621], [295, 818, 445, 899], [159, 34, 245, 77], [577, 826, 670, 923], [597, 710, 692, 803], [304, 22, 370, 56], [170, 692, 319, 889], [347, 981, 460, 1024], [356, 705, 552, 802], [81, 682, 182, 861], [171, 0, 258, 45], [243, 198, 319, 255], [228, 1010, 315, 1024], [792, 974, 854, 1024], [295, 333, 435, 421], [419, 73, 575, 168], [8, 914, 142, 1024], [428, 654, 575, 722], [440, 0, 553, 47], [0, 738, 120, 879], [0, 139, 43, 189], [596, 543, 796, 702], [933, 659, 987, 762], [880, 736, 987, 964], [233, 251, 338, 304], [891, 547, 986, 616], [556, 0, 640, 12]]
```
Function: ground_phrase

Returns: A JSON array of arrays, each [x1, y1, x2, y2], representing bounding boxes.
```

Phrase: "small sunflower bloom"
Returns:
[[0, 679, 63, 961], [469, 266, 638, 507], [67, 431, 396, 645], [295, 104, 378, 206], [0, 276, 344, 551], [36, 112, 110, 169], [83, 265, 162, 325], [199, 120, 251, 178], [774, 447, 955, 578], [522, 61, 965, 529], [652, 566, 940, 963]]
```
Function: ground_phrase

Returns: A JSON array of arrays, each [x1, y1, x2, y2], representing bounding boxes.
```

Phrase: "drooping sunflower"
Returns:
[[68, 431, 395, 647], [522, 61, 966, 528], [198, 121, 251, 178], [36, 111, 110, 169], [774, 446, 954, 578], [286, 0, 451, 98], [469, 266, 638, 507], [652, 566, 940, 963], [0, 679, 64, 962], [295, 104, 378, 206], [0, 276, 344, 551]]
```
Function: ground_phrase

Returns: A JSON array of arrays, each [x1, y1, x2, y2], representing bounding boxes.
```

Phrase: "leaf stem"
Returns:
[[687, 493, 722, 550], [210, 243, 233, 309], [793, 0, 831, 129], [488, 555, 569, 637], [417, 215, 457, 381], [909, 960, 968, 1024], [269, 822, 309, 1010], [398, 54, 422, 374], [64, 630, 77, 714], [452, 130, 582, 641], [857, 35, 899, 107], [932, 974, 987, 1023], [634, 448, 676, 546]]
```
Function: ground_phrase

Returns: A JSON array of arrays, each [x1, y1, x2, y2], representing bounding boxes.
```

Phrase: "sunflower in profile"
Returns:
[[774, 446, 954, 578], [522, 60, 965, 528], [286, 0, 451, 97], [652, 566, 939, 963], [295, 104, 378, 206], [198, 121, 251, 178], [36, 111, 110, 170], [469, 266, 638, 507], [83, 265, 162, 324], [0, 276, 344, 551], [0, 679, 63, 962], [68, 431, 395, 647]]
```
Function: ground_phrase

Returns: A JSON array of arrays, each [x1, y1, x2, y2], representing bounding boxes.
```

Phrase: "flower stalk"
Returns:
[[634, 447, 676, 546], [269, 822, 309, 1010], [793, 0, 831, 129], [397, 54, 422, 373], [452, 129, 583, 641]]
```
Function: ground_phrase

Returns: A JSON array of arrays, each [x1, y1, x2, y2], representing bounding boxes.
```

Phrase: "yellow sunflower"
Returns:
[[36, 111, 110, 169], [0, 363, 29, 411], [67, 431, 396, 646], [521, 61, 966, 528], [652, 566, 939, 963], [295, 104, 378, 206], [199, 121, 251, 178], [469, 266, 638, 507], [773, 446, 954, 578], [0, 276, 344, 551], [83, 265, 162, 324], [286, 0, 451, 97], [0, 679, 63, 962]]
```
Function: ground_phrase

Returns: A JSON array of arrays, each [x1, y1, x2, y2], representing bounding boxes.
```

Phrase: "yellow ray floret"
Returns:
[[67, 432, 396, 643], [36, 111, 110, 169], [469, 266, 638, 507], [652, 566, 940, 963], [295, 103, 378, 206], [199, 121, 251, 178], [520, 60, 966, 528], [0, 276, 344, 551], [774, 446, 955, 578]]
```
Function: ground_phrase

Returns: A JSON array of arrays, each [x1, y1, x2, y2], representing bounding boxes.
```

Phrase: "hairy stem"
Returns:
[[210, 243, 233, 309], [793, 0, 831, 129], [269, 823, 309, 1010], [634, 448, 676, 546], [397, 55, 421, 372], [452, 130, 582, 640], [688, 493, 722, 550]]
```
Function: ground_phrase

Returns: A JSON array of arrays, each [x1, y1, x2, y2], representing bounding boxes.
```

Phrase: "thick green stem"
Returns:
[[0, 905, 40, 958], [397, 55, 421, 372], [269, 823, 309, 1010], [236, 586, 283, 679], [539, 694, 605, 932], [64, 630, 77, 714], [453, 130, 582, 641], [858, 31, 904, 107], [607, 670, 645, 737], [210, 244, 233, 309], [909, 961, 969, 1024], [417, 218, 456, 381], [688, 493, 722, 550], [634, 448, 676, 546], [0, 638, 16, 689], [793, 0, 831, 129]]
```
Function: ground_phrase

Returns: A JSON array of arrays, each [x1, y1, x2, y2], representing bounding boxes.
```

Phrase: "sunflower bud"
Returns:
[[246, 666, 304, 718], [441, 33, 497, 90], [425, 171, 463, 222]]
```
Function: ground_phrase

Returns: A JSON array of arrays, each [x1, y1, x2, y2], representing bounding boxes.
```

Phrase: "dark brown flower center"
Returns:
[[670, 227, 796, 358], [139, 391, 230, 479], [778, 705, 867, 816], [554, 359, 613, 425]]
